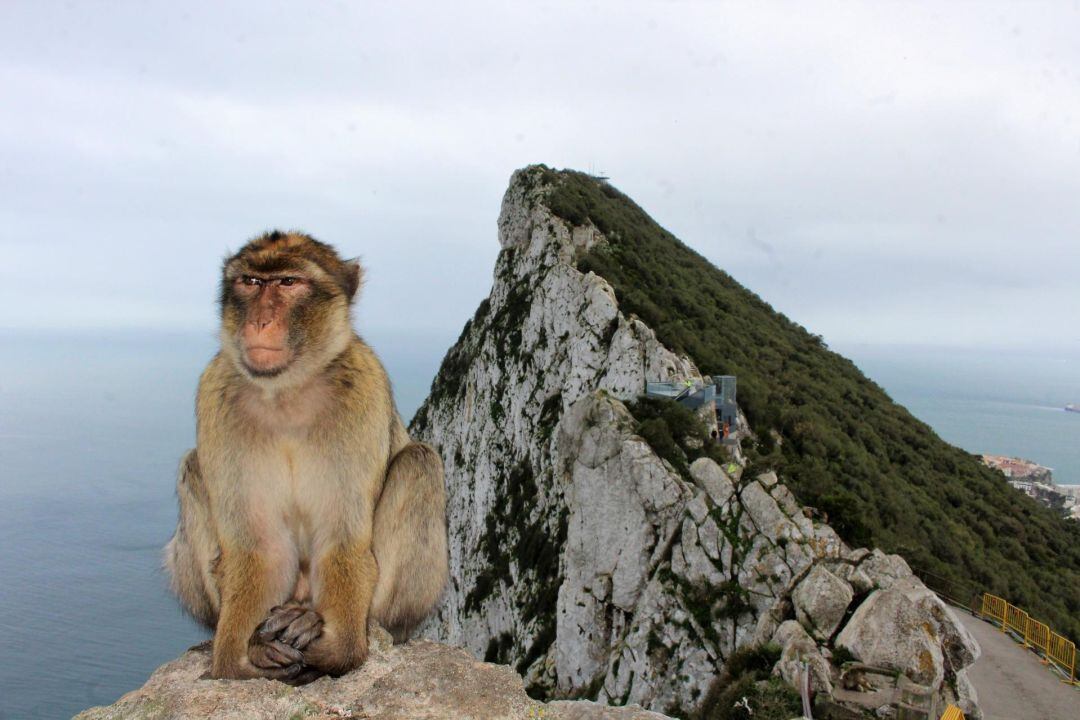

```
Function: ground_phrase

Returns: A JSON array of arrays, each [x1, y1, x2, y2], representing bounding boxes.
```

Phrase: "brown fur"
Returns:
[[164, 231, 448, 681]]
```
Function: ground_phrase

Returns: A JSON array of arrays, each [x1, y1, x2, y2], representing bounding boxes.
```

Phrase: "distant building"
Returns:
[[645, 375, 739, 443], [712, 375, 738, 438], [981, 454, 1053, 485]]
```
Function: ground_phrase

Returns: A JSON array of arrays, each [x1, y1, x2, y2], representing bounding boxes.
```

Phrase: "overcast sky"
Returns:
[[2, 1, 1078, 351]]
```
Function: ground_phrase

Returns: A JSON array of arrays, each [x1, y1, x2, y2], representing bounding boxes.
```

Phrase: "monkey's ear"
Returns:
[[343, 259, 364, 300]]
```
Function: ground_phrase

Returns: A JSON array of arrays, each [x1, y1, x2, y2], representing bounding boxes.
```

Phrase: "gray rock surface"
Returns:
[[75, 637, 671, 720], [835, 577, 980, 688], [792, 564, 853, 641], [772, 620, 834, 696]]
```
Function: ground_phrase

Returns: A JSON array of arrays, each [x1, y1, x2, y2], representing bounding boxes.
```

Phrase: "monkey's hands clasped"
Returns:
[[247, 603, 324, 682], [255, 604, 325, 651]]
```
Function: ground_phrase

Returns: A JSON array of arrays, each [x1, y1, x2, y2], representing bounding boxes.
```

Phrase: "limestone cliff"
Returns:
[[411, 167, 980, 718]]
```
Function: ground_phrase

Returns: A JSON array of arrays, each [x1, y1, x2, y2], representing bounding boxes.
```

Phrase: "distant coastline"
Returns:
[[981, 454, 1079, 520]]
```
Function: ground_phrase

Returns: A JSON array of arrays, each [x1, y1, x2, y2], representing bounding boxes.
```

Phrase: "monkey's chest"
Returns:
[[244, 443, 350, 560]]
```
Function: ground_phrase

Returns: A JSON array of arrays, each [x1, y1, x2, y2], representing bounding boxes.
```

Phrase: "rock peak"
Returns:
[[412, 167, 981, 717]]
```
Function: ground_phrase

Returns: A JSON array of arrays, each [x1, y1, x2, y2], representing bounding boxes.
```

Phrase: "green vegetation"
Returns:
[[626, 396, 730, 480], [539, 167, 1080, 643], [830, 645, 857, 667], [687, 644, 800, 720]]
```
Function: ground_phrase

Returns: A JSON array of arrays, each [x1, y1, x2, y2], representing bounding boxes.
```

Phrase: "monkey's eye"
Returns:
[[241, 276, 263, 286], [279, 277, 299, 287]]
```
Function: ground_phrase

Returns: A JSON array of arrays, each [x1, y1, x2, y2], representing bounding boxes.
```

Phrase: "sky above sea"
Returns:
[[2, 1, 1079, 356]]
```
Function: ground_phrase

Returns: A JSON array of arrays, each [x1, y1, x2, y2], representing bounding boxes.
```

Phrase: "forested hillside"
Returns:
[[537, 167, 1080, 642]]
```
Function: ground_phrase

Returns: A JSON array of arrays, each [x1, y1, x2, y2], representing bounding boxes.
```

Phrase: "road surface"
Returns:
[[957, 611, 1077, 720]]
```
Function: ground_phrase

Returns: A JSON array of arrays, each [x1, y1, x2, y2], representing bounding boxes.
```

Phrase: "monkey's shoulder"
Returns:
[[327, 337, 392, 392], [195, 353, 243, 404]]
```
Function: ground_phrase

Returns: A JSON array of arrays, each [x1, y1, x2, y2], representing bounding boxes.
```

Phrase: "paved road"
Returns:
[[957, 611, 1077, 720]]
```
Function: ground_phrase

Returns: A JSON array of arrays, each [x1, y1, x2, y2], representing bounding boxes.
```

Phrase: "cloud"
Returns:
[[0, 1, 1076, 348]]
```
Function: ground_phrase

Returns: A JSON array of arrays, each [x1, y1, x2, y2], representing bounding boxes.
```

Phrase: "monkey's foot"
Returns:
[[256, 603, 324, 651], [368, 620, 393, 654]]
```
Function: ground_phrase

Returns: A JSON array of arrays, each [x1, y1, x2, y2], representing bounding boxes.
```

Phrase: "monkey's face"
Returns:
[[220, 232, 361, 384], [230, 273, 310, 376]]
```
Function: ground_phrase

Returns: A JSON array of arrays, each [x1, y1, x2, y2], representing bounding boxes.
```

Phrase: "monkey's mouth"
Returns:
[[243, 346, 291, 376]]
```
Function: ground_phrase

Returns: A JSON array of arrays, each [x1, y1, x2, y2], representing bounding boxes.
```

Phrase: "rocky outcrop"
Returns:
[[75, 631, 672, 720], [835, 577, 979, 689], [792, 565, 852, 641], [410, 167, 981, 717], [409, 168, 725, 711], [760, 552, 981, 719]]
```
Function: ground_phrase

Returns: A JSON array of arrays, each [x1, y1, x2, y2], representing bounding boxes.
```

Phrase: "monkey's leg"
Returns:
[[371, 442, 449, 642], [211, 545, 304, 680], [164, 450, 219, 628], [301, 542, 378, 676]]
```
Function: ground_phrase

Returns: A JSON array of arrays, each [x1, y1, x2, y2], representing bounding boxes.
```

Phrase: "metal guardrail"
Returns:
[[1027, 619, 1052, 656], [980, 593, 1008, 626], [980, 593, 1078, 685], [939, 705, 965, 720], [1005, 604, 1030, 638]]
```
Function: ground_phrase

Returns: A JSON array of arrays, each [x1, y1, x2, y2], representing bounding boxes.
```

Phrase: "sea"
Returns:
[[0, 331, 1077, 719]]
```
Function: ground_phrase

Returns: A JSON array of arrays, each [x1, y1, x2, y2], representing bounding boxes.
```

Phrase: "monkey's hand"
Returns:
[[255, 603, 324, 650], [243, 604, 324, 684]]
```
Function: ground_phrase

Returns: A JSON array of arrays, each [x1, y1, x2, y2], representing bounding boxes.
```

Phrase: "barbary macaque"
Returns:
[[165, 231, 448, 682]]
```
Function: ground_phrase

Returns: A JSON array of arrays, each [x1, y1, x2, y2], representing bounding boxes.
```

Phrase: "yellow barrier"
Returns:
[[1006, 604, 1030, 639], [1027, 619, 1052, 656], [980, 593, 1077, 686], [1047, 632, 1077, 684], [939, 705, 965, 720], [980, 593, 1008, 628]]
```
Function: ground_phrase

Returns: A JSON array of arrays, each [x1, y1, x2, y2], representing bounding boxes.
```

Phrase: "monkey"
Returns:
[[163, 230, 448, 682]]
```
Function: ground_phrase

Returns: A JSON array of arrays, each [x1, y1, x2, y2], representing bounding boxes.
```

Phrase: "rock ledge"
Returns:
[[76, 635, 671, 720]]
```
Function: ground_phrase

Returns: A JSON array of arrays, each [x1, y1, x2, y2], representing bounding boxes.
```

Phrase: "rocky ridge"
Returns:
[[410, 167, 981, 718]]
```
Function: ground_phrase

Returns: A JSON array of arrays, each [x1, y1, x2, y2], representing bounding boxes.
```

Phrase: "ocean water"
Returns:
[[1, 332, 1077, 718], [839, 344, 1080, 488]]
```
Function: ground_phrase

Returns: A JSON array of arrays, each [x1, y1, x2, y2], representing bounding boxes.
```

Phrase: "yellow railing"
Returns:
[[980, 593, 1077, 685], [980, 593, 1007, 627], [1048, 633, 1077, 684], [1027, 619, 1052, 656], [1005, 604, 1030, 638], [939, 705, 965, 720]]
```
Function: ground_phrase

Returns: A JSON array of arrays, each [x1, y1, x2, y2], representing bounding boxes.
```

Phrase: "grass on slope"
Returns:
[[538, 166, 1080, 643]]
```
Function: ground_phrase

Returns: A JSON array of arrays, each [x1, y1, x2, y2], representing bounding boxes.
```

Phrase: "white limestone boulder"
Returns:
[[792, 564, 853, 641]]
